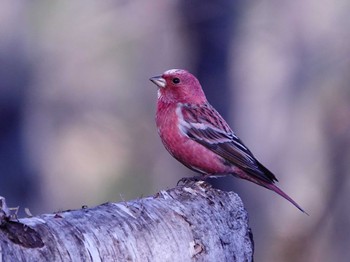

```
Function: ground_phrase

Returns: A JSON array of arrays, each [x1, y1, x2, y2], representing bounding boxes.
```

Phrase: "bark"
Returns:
[[0, 182, 253, 262]]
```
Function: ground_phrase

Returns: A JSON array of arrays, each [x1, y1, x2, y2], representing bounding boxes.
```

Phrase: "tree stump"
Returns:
[[0, 181, 254, 261]]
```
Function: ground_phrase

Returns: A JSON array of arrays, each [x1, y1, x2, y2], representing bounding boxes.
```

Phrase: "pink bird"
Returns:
[[150, 69, 307, 214]]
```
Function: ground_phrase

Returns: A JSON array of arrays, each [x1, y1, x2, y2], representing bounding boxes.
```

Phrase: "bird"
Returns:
[[150, 69, 307, 214]]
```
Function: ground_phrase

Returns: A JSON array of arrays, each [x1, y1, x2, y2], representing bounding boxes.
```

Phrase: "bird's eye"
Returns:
[[172, 77, 180, 84]]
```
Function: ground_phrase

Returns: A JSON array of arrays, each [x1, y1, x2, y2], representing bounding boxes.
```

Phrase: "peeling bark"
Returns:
[[0, 182, 253, 262]]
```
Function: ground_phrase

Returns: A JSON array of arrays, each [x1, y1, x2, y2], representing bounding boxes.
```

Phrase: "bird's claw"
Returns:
[[177, 176, 203, 186]]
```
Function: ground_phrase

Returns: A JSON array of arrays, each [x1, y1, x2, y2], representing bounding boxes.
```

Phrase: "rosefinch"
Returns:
[[150, 69, 307, 214]]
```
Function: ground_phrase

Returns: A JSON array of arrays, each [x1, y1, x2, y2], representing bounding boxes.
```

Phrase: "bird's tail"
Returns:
[[265, 183, 309, 215]]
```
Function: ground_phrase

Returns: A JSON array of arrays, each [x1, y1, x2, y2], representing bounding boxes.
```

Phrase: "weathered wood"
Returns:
[[0, 182, 253, 262]]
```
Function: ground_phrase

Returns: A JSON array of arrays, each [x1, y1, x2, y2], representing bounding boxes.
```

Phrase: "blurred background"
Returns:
[[0, 0, 349, 261]]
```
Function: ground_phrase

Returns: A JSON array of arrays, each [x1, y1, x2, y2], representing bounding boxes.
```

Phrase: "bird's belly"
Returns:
[[156, 103, 231, 175], [161, 131, 230, 175]]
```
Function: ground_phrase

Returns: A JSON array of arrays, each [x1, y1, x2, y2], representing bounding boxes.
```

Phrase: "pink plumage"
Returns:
[[150, 69, 307, 214]]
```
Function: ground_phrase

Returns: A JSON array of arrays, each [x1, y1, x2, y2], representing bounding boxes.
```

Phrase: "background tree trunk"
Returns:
[[0, 182, 253, 262]]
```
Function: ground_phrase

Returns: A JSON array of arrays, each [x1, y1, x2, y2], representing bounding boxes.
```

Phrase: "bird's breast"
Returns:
[[156, 102, 231, 175]]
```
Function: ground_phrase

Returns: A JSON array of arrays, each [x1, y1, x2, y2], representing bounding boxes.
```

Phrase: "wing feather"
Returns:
[[179, 103, 277, 183]]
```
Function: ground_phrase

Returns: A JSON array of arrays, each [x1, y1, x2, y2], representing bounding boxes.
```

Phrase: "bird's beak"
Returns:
[[149, 75, 166, 88]]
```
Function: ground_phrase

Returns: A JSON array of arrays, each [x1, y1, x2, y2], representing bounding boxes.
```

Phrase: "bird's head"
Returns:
[[150, 69, 207, 104]]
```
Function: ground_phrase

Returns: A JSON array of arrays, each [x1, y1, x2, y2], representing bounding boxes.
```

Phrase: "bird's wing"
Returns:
[[178, 103, 277, 183]]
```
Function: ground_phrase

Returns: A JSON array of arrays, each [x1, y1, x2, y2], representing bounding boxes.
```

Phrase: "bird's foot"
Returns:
[[177, 176, 204, 186]]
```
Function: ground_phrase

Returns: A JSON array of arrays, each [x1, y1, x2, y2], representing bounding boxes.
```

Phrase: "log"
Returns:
[[0, 181, 254, 261]]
